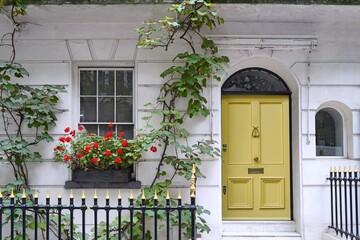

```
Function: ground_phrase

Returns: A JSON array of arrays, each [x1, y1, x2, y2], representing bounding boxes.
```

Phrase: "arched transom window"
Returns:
[[222, 68, 290, 95]]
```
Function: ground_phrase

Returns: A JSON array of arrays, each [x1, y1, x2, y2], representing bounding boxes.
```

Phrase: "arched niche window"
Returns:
[[316, 108, 343, 156]]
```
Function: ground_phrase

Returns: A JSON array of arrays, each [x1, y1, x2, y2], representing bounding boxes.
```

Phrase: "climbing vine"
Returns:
[[0, 1, 68, 238], [132, 0, 229, 238]]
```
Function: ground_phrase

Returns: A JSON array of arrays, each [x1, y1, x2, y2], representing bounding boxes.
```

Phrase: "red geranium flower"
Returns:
[[115, 157, 122, 164], [93, 142, 99, 149], [57, 146, 64, 151], [59, 137, 66, 143], [119, 131, 124, 137], [104, 149, 112, 157], [84, 145, 92, 153], [117, 149, 123, 155], [76, 153, 83, 158], [64, 154, 71, 161], [78, 125, 84, 131], [92, 157, 98, 164], [70, 130, 76, 136], [65, 136, 72, 142], [150, 146, 157, 152], [121, 140, 129, 147], [64, 127, 70, 133], [108, 123, 113, 127]]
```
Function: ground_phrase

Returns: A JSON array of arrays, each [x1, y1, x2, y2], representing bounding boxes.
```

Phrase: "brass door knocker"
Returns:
[[252, 126, 260, 138]]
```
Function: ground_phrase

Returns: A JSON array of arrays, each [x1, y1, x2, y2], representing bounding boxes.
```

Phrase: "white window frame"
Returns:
[[71, 62, 136, 137]]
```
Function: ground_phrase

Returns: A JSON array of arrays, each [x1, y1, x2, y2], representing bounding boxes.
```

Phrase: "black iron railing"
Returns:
[[327, 167, 360, 240], [0, 167, 198, 240]]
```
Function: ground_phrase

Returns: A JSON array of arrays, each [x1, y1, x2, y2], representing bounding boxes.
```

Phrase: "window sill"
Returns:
[[64, 180, 141, 189]]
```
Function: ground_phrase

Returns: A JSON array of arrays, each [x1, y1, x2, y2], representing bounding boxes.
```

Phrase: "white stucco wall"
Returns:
[[1, 4, 360, 240]]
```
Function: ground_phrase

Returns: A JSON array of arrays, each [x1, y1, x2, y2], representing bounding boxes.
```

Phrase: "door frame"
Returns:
[[221, 67, 293, 220]]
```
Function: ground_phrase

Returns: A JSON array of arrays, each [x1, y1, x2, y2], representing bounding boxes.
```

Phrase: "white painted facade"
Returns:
[[1, 4, 360, 240]]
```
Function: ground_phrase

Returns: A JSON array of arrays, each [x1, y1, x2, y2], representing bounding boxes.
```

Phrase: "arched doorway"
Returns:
[[221, 68, 292, 220]]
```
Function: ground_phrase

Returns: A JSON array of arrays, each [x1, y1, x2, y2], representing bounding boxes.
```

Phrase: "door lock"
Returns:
[[222, 144, 228, 151], [253, 157, 259, 161], [223, 186, 227, 195]]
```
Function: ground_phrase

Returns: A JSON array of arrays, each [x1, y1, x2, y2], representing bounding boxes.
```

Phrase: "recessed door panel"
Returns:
[[227, 177, 253, 209], [228, 102, 252, 165]]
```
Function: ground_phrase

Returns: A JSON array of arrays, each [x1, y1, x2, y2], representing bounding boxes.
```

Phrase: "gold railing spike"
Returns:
[[58, 192, 62, 199], [94, 189, 98, 199], [129, 190, 134, 199], [355, 166, 358, 172], [118, 190, 122, 199], [10, 189, 14, 198], [22, 188, 26, 199], [46, 190, 50, 199], [166, 189, 170, 200], [142, 189, 146, 200], [190, 164, 196, 198], [344, 166, 347, 172], [330, 166, 333, 172], [178, 190, 182, 199], [81, 190, 86, 199], [154, 190, 158, 200], [0, 188, 3, 198], [70, 189, 74, 199], [349, 166, 352, 172], [106, 190, 110, 199], [34, 189, 38, 199], [338, 166, 341, 173]]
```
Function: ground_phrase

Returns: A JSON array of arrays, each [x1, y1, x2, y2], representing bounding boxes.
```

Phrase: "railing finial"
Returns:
[[94, 189, 98, 199], [10, 189, 14, 198], [81, 190, 85, 199], [58, 192, 62, 199], [190, 164, 196, 198], [22, 188, 26, 199], [129, 190, 134, 199], [106, 190, 110, 200], [142, 189, 146, 200], [154, 190, 158, 200], [0, 188, 2, 198], [46, 190, 50, 199], [34, 189, 38, 199], [70, 189, 74, 199], [178, 190, 182, 199], [118, 190, 122, 199], [166, 189, 170, 200]]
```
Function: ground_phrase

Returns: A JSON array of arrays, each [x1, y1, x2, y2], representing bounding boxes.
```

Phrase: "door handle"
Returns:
[[253, 157, 259, 162], [252, 126, 260, 138]]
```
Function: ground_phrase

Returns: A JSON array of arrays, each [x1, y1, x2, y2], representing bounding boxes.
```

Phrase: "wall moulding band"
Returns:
[[206, 35, 318, 51]]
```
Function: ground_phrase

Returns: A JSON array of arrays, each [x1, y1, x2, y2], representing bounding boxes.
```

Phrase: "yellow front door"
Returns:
[[222, 95, 291, 220]]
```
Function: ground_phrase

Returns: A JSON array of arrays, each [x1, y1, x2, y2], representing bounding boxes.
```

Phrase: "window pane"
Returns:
[[80, 97, 96, 122], [116, 97, 133, 122], [82, 124, 98, 135], [116, 70, 133, 95], [316, 108, 343, 156], [80, 70, 97, 95], [98, 97, 114, 122], [98, 70, 115, 96], [117, 125, 134, 139]]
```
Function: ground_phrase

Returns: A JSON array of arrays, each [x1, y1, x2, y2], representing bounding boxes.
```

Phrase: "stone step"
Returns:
[[222, 221, 297, 233], [222, 231, 302, 240]]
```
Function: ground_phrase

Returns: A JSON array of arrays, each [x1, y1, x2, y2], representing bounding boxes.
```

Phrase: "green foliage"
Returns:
[[129, 0, 229, 239], [0, 62, 65, 183]]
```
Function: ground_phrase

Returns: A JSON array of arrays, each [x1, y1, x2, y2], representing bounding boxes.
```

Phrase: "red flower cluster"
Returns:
[[53, 124, 155, 170]]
